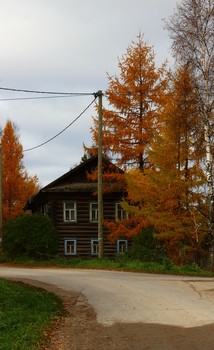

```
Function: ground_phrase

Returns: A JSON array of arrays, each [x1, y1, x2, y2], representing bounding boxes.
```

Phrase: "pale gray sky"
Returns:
[[0, 0, 179, 186]]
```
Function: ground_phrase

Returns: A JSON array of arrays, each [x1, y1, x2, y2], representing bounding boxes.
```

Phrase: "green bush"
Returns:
[[2, 214, 58, 259], [180, 263, 202, 273], [126, 227, 165, 262], [163, 258, 173, 270]]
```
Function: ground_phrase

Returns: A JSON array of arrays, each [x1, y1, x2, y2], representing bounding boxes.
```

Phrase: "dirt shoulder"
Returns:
[[6, 277, 214, 350]]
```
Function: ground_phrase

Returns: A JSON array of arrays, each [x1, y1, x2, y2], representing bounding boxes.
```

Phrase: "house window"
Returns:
[[115, 203, 128, 221], [90, 202, 98, 222], [64, 239, 77, 256], [41, 203, 47, 215], [117, 240, 128, 254], [39, 202, 50, 216], [91, 238, 98, 256], [63, 202, 77, 222]]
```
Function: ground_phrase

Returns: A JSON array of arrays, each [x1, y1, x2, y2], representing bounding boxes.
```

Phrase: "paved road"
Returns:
[[0, 267, 214, 328]]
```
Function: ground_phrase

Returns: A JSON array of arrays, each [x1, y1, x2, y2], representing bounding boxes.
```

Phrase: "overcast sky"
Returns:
[[0, 0, 179, 187]]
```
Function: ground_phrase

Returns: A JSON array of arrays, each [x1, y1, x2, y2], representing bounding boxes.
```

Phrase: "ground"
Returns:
[[14, 278, 214, 350]]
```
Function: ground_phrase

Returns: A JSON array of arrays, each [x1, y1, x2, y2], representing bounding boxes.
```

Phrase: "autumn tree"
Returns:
[[107, 67, 207, 264], [2, 120, 39, 221], [89, 33, 168, 172], [165, 0, 214, 243]]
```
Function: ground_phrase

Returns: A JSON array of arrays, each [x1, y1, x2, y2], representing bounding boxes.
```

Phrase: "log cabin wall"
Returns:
[[45, 191, 125, 258]]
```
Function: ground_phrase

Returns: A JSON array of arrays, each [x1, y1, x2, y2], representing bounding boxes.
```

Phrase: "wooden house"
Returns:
[[31, 156, 129, 258]]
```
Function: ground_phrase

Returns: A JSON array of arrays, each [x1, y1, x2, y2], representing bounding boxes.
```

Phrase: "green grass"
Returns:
[[1, 254, 213, 277], [0, 279, 63, 350]]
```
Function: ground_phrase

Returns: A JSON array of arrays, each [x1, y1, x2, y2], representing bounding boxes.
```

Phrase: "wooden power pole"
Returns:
[[97, 90, 103, 258]]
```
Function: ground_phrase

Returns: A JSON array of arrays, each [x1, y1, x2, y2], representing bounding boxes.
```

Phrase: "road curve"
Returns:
[[0, 266, 214, 328]]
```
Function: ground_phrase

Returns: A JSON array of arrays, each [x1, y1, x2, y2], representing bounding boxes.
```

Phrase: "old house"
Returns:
[[31, 156, 129, 258]]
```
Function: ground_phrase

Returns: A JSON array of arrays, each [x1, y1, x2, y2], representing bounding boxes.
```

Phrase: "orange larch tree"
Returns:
[[2, 120, 39, 221], [89, 33, 169, 172], [165, 0, 214, 244], [86, 33, 169, 245], [126, 68, 206, 262], [107, 67, 207, 263]]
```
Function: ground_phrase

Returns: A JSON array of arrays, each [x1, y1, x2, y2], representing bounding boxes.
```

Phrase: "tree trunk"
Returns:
[[204, 121, 214, 269]]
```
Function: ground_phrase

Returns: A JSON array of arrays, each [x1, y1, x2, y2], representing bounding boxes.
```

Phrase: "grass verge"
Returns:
[[1, 254, 213, 277], [0, 279, 63, 350]]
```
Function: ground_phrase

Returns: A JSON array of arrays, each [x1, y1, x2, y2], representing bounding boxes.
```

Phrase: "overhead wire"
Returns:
[[0, 95, 88, 101], [23, 96, 97, 152], [0, 86, 95, 96], [0, 86, 101, 153]]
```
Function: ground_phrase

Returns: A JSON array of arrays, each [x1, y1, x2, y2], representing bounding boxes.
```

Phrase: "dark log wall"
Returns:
[[46, 191, 126, 258]]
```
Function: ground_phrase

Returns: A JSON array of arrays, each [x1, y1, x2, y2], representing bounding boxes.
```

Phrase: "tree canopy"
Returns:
[[89, 33, 169, 171], [86, 11, 213, 263], [165, 0, 214, 239], [2, 120, 39, 221], [103, 65, 208, 263]]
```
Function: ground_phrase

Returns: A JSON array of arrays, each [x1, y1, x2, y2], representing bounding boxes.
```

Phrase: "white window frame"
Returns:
[[90, 202, 98, 223], [115, 203, 128, 221], [117, 240, 128, 254], [64, 239, 77, 256], [91, 238, 98, 256], [63, 201, 77, 222]]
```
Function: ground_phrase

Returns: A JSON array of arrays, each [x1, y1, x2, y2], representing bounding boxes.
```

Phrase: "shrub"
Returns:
[[163, 258, 173, 270], [126, 227, 165, 262], [180, 263, 202, 273], [2, 214, 58, 259]]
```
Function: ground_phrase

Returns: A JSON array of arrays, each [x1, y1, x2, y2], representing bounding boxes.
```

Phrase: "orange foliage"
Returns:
[[86, 157, 126, 194], [124, 166, 206, 264], [106, 216, 149, 244], [119, 68, 207, 262], [88, 33, 169, 172], [85, 34, 169, 238], [85, 35, 206, 261], [2, 121, 39, 221]]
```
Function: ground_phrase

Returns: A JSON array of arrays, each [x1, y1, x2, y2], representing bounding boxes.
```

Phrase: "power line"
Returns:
[[23, 97, 97, 152], [0, 95, 86, 101], [0, 86, 95, 96]]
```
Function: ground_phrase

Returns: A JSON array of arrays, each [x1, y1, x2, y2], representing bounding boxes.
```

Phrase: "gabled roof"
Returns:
[[38, 155, 123, 193], [41, 155, 98, 191], [29, 155, 125, 209]]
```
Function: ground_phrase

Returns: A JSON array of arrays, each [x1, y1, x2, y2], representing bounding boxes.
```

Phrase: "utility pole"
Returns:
[[0, 137, 2, 251], [97, 90, 103, 258]]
